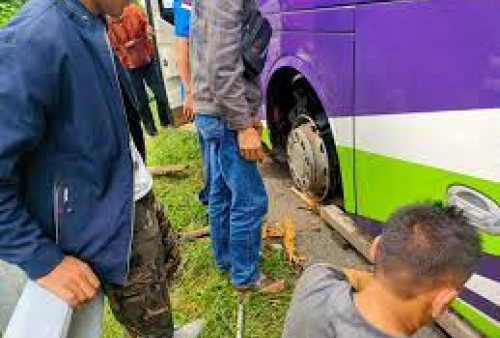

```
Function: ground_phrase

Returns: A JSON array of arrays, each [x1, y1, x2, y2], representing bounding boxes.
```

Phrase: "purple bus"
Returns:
[[257, 0, 500, 336]]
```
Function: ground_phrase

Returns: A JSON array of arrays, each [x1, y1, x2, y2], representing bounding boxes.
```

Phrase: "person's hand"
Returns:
[[250, 116, 262, 134], [37, 256, 101, 308], [182, 91, 194, 123], [147, 25, 155, 38], [237, 126, 264, 162], [125, 39, 136, 48]]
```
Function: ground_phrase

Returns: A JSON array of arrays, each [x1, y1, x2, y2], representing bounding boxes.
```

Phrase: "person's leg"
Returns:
[[197, 130, 210, 206], [105, 192, 174, 338], [218, 126, 268, 287], [144, 62, 172, 127], [194, 115, 230, 272], [68, 291, 104, 338], [130, 66, 158, 136], [121, 81, 147, 162]]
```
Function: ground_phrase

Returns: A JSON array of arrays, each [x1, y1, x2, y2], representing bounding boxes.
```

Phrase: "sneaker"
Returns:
[[173, 319, 204, 338], [160, 120, 171, 128]]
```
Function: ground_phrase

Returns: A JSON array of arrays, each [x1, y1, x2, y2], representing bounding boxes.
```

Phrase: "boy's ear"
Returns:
[[432, 288, 458, 319], [369, 236, 381, 264]]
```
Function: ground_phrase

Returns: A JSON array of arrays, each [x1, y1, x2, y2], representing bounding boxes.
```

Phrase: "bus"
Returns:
[[147, 0, 499, 336], [255, 0, 499, 337]]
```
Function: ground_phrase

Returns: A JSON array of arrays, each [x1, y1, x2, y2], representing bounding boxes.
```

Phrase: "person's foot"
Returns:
[[159, 109, 172, 128], [173, 319, 204, 338], [160, 120, 171, 128], [234, 274, 268, 292], [144, 123, 158, 137]]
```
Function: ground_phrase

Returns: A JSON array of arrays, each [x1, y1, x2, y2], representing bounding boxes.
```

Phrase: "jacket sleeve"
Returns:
[[0, 30, 63, 280], [208, 0, 251, 130]]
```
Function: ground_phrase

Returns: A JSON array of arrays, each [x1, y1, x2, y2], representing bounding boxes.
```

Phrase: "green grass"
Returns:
[[0, 0, 26, 26], [102, 126, 297, 338]]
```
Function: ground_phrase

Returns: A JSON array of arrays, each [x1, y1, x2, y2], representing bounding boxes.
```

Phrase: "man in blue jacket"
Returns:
[[0, 0, 201, 336]]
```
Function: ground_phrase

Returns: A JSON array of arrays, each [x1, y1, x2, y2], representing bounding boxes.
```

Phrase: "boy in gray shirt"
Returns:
[[282, 203, 481, 338]]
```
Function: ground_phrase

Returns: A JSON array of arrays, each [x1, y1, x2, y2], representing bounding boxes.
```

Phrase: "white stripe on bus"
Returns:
[[465, 274, 500, 307], [329, 108, 500, 182]]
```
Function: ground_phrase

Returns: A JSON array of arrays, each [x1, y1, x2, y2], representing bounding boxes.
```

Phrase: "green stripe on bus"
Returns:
[[337, 147, 500, 256], [452, 299, 500, 337], [261, 126, 272, 150]]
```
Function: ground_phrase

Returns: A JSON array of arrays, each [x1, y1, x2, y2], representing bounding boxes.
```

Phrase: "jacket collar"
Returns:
[[60, 0, 104, 28]]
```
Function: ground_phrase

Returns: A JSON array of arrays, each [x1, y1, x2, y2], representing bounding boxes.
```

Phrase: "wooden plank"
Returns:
[[148, 165, 188, 176], [319, 205, 371, 258], [291, 187, 319, 213], [318, 204, 481, 338], [182, 227, 210, 241]]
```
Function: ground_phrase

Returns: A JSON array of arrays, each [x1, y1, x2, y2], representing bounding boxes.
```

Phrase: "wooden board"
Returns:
[[319, 205, 371, 259], [182, 227, 210, 241], [148, 165, 188, 176]]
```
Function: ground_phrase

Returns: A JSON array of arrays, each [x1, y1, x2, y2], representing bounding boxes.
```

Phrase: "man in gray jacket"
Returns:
[[190, 0, 269, 290]]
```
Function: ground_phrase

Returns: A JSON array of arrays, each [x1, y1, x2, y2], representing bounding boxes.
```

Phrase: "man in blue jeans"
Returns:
[[191, 0, 268, 290]]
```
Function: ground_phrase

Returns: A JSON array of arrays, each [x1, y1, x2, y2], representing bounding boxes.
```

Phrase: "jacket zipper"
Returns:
[[53, 181, 61, 244], [104, 30, 135, 276]]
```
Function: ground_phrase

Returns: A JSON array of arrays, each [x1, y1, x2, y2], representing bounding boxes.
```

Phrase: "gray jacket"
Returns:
[[190, 0, 261, 130]]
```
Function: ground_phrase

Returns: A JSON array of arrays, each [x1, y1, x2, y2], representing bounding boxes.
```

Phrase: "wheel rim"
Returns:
[[287, 116, 330, 200]]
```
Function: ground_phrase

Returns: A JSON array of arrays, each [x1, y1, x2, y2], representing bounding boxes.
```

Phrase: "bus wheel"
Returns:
[[287, 114, 330, 200]]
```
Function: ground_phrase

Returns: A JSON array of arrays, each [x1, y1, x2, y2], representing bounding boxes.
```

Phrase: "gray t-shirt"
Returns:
[[282, 264, 403, 338]]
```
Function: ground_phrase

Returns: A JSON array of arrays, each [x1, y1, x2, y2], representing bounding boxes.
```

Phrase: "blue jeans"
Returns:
[[197, 131, 210, 206], [194, 115, 268, 287], [129, 61, 171, 129]]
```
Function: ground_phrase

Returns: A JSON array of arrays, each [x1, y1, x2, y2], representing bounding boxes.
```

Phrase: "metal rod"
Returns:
[[236, 293, 245, 338]]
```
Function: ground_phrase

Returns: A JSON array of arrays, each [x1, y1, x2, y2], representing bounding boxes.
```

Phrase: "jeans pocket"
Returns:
[[194, 115, 224, 140]]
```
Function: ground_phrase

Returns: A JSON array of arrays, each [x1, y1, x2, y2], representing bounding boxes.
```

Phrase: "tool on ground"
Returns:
[[236, 292, 245, 338]]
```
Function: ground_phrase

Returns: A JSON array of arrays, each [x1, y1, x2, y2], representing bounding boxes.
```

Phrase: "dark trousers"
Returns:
[[120, 81, 146, 161], [105, 193, 180, 338], [129, 61, 171, 133]]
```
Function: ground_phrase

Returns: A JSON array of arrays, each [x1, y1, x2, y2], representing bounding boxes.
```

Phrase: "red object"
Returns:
[[108, 4, 156, 69]]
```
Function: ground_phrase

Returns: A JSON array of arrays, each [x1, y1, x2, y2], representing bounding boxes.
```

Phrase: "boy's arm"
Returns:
[[208, 0, 263, 161], [0, 34, 62, 280], [0, 30, 99, 308], [207, 0, 250, 130], [176, 37, 193, 121]]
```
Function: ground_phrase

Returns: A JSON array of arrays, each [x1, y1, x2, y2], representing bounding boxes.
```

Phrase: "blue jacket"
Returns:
[[0, 0, 135, 284]]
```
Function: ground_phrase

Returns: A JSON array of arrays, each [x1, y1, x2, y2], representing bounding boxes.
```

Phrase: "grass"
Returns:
[[102, 125, 297, 338]]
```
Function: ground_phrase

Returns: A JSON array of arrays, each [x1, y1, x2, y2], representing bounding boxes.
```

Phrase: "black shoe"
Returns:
[[145, 124, 158, 137]]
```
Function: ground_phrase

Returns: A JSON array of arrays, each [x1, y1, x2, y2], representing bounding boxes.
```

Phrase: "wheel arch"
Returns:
[[263, 56, 345, 202]]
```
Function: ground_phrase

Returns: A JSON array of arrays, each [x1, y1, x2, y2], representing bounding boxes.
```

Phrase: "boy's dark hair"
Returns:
[[376, 203, 482, 298]]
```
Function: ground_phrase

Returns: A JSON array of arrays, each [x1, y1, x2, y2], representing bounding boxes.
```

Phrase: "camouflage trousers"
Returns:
[[105, 192, 181, 338]]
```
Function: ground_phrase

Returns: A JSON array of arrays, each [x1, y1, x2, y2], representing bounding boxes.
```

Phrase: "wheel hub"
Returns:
[[287, 119, 330, 200]]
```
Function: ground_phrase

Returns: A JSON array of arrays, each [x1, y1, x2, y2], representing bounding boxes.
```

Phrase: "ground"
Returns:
[[100, 125, 446, 338], [101, 127, 296, 338]]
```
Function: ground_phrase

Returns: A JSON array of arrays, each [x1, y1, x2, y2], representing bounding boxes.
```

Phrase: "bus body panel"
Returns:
[[258, 0, 281, 14], [355, 0, 500, 115], [259, 0, 500, 335], [282, 7, 354, 33], [279, 0, 388, 11]]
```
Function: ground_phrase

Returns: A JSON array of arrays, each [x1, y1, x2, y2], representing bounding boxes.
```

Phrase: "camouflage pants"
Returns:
[[105, 192, 181, 338]]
